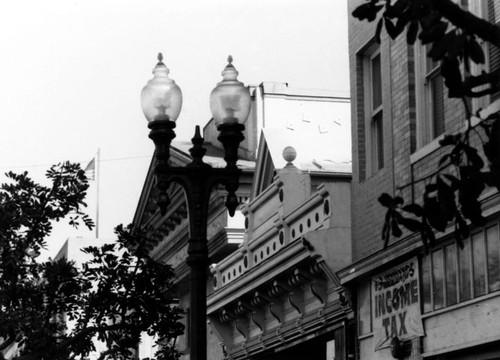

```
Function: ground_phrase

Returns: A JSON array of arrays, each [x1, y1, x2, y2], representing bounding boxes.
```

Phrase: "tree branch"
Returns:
[[0, 335, 15, 351], [397, 162, 454, 191], [464, 68, 500, 97], [433, 0, 500, 48], [96, 349, 113, 360], [11, 322, 138, 360]]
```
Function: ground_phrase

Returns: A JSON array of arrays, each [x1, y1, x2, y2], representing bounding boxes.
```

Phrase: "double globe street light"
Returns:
[[140, 53, 251, 360]]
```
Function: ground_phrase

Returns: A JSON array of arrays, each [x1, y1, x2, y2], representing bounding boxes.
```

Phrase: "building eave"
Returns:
[[207, 238, 311, 313]]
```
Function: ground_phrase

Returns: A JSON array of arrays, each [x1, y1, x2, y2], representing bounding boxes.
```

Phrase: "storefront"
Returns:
[[340, 219, 500, 360]]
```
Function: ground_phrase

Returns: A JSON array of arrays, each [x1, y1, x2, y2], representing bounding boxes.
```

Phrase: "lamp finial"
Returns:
[[227, 55, 233, 64], [282, 146, 297, 167], [157, 52, 164, 63]]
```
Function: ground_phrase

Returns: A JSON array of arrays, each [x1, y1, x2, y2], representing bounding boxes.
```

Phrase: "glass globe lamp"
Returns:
[[209, 56, 251, 126], [141, 53, 182, 122]]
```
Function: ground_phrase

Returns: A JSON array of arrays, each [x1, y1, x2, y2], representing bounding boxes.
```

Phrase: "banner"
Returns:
[[84, 157, 96, 181], [372, 258, 424, 350]]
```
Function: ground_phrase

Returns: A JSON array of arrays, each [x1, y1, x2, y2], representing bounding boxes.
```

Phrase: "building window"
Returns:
[[427, 56, 446, 137], [362, 45, 384, 174], [371, 108, 384, 171], [421, 222, 500, 313], [487, 0, 500, 102], [357, 280, 372, 336], [415, 44, 446, 148], [414, 1, 471, 149], [466, 0, 500, 106]]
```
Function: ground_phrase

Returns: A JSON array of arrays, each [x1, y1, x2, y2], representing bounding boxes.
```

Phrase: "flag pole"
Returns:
[[96, 148, 100, 238]]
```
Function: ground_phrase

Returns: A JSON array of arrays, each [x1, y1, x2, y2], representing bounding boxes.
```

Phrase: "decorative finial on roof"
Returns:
[[282, 146, 297, 167]]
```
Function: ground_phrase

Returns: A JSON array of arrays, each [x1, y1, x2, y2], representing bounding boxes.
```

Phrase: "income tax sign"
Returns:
[[372, 258, 424, 350]]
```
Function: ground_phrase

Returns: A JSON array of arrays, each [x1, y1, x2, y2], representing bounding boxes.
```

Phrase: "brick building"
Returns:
[[339, 1, 500, 359]]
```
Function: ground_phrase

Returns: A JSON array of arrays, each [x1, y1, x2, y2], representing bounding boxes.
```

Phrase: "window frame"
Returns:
[[421, 221, 500, 314], [414, 43, 446, 149], [357, 280, 372, 337], [461, 0, 498, 110], [362, 45, 384, 175], [486, 0, 500, 102], [414, 0, 488, 150]]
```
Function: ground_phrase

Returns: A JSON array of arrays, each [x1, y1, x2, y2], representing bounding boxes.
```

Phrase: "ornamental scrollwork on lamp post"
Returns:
[[140, 53, 250, 360]]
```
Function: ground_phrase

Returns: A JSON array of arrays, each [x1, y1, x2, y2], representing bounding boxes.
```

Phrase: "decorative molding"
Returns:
[[288, 267, 310, 286], [234, 318, 249, 341], [268, 302, 283, 325], [250, 310, 265, 333], [289, 293, 302, 315], [310, 281, 326, 305], [268, 280, 290, 298], [219, 308, 234, 323]]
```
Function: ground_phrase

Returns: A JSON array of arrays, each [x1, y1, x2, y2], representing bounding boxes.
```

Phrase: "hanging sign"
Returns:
[[372, 257, 424, 350]]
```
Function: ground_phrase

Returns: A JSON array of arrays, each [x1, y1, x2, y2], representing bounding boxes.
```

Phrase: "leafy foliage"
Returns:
[[0, 163, 184, 360], [353, 0, 500, 250], [353, 0, 500, 98]]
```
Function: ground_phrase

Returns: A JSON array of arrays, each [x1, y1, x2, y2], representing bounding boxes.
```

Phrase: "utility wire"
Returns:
[[0, 155, 152, 170]]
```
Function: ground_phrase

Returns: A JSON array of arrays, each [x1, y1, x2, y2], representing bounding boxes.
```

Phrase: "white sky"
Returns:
[[0, 0, 350, 258]]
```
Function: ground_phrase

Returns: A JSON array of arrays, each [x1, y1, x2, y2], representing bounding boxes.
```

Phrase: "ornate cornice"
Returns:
[[208, 255, 349, 359]]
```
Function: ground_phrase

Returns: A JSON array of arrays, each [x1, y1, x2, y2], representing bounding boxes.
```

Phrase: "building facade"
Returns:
[[132, 82, 351, 359], [340, 1, 500, 359], [207, 131, 353, 359]]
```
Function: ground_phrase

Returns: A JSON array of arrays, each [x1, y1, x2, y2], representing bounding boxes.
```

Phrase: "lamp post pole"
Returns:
[[141, 54, 250, 360]]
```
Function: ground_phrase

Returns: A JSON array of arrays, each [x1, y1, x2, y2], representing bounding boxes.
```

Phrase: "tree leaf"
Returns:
[[424, 196, 447, 232], [441, 57, 465, 98], [425, 184, 438, 193], [459, 166, 486, 226], [383, 210, 392, 246], [402, 203, 424, 216], [428, 33, 452, 61], [447, 32, 466, 60], [424, 218, 437, 245], [385, 0, 410, 19], [391, 217, 403, 237], [399, 216, 423, 232], [439, 154, 451, 166], [385, 17, 398, 39], [467, 36, 485, 64], [379, 193, 394, 208], [463, 144, 484, 170], [352, 3, 384, 22], [395, 15, 409, 35], [442, 174, 460, 190], [483, 116, 500, 191], [459, 166, 486, 197], [437, 176, 456, 222], [439, 133, 461, 146], [419, 20, 447, 45], [375, 18, 384, 43], [407, 20, 419, 45], [455, 214, 469, 249]]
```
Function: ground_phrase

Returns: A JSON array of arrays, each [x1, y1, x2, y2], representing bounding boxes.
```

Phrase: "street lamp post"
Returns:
[[141, 53, 250, 360]]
